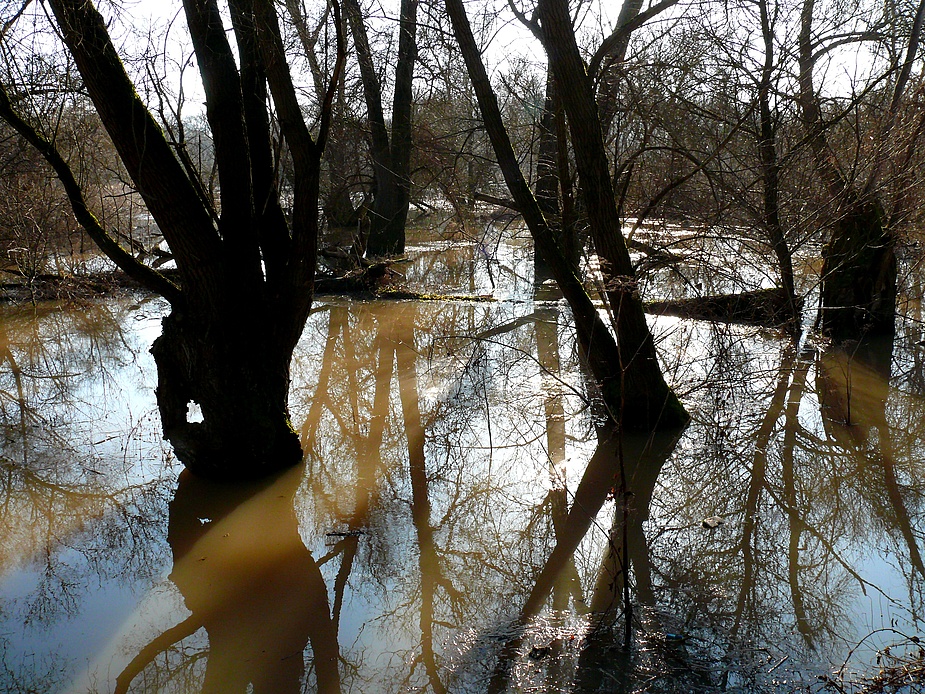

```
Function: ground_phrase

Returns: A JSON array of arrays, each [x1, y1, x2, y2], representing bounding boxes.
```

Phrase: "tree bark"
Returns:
[[819, 198, 896, 336], [533, 71, 579, 284], [798, 0, 896, 338], [758, 0, 798, 328], [535, 0, 686, 428], [151, 311, 304, 479]]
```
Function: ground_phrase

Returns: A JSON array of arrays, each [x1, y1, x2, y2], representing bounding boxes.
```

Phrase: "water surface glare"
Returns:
[[0, 251, 923, 692]]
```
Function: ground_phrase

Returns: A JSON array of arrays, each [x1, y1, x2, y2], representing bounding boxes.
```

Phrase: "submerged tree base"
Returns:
[[151, 312, 305, 481], [160, 417, 304, 482], [600, 376, 689, 431], [820, 199, 896, 339]]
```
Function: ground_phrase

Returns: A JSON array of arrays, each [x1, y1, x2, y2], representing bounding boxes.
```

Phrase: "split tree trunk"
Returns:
[[344, 0, 418, 257], [536, 0, 686, 428], [533, 70, 579, 285], [445, 0, 686, 430]]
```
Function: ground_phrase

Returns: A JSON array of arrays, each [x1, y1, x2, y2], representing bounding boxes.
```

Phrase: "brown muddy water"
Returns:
[[0, 229, 923, 692]]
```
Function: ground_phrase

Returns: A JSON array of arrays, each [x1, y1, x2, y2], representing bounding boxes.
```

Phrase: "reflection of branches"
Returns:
[[636, 323, 925, 687], [301, 306, 346, 458], [330, 318, 396, 629], [731, 341, 794, 637], [114, 615, 201, 694], [879, 450, 925, 579], [126, 468, 346, 693], [298, 300, 492, 692], [0, 340, 30, 467], [783, 353, 814, 648], [397, 334, 450, 694], [815, 338, 925, 585], [486, 425, 684, 692], [761, 478, 900, 606], [445, 332, 589, 405]]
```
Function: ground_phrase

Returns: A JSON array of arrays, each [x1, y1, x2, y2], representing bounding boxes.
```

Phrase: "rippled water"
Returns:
[[0, 230, 923, 692]]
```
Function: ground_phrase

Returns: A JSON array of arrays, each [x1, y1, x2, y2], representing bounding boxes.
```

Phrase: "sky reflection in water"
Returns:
[[0, 235, 923, 693]]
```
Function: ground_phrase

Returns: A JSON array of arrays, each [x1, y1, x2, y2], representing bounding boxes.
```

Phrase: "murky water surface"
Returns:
[[1, 230, 923, 692]]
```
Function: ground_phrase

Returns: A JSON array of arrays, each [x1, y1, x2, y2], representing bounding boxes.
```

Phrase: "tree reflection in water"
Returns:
[[128, 467, 340, 693], [1, 286, 924, 691], [816, 337, 925, 585], [0, 297, 175, 692]]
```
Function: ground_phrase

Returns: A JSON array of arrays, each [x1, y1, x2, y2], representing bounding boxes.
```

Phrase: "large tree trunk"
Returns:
[[3, 0, 345, 480], [151, 308, 303, 480], [364, 169, 412, 256], [819, 197, 896, 336]]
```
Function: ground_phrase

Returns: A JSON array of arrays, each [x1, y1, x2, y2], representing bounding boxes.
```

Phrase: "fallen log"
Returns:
[[645, 287, 802, 328], [313, 262, 393, 294]]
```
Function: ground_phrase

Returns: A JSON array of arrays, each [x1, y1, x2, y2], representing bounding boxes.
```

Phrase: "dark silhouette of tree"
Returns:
[[532, 70, 579, 285], [116, 467, 342, 693], [797, 0, 925, 337], [0, 0, 346, 479]]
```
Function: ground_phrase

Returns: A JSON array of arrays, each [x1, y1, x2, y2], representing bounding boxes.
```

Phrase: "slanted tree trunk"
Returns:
[[445, 0, 686, 430], [287, 0, 364, 231], [535, 0, 685, 428], [343, 0, 418, 256], [757, 0, 799, 328], [798, 0, 896, 338], [1, 0, 345, 479]]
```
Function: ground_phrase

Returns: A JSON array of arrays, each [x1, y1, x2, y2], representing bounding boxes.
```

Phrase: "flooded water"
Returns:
[[0, 229, 923, 692]]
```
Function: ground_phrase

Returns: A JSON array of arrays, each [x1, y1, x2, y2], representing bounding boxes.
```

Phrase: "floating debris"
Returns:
[[702, 516, 725, 529]]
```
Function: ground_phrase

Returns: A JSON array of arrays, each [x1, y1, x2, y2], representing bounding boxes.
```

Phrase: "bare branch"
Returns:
[[0, 82, 182, 302], [588, 0, 683, 80]]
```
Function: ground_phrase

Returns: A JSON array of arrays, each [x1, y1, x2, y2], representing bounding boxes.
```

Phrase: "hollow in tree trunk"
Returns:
[[151, 309, 304, 479]]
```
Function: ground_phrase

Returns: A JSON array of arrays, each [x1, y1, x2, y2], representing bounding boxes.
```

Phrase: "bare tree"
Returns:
[[343, 0, 419, 256], [797, 0, 925, 337], [0, 0, 345, 479], [445, 0, 687, 429]]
